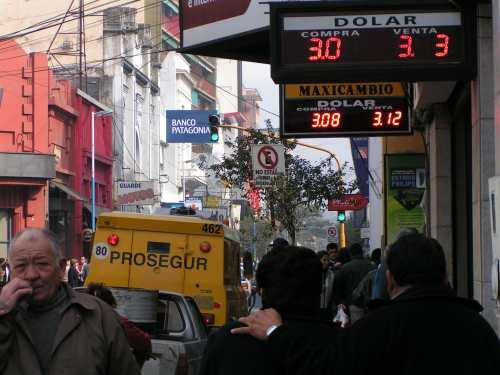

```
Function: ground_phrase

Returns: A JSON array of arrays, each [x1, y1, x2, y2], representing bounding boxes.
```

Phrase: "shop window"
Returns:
[[100, 184, 107, 205], [0, 210, 12, 259]]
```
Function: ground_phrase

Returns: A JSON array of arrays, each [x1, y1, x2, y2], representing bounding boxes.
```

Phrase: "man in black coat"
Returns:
[[199, 245, 338, 375], [234, 234, 500, 375], [332, 243, 375, 322]]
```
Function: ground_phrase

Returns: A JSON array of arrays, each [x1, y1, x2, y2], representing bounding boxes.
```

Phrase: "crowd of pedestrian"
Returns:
[[1, 225, 500, 375], [228, 232, 500, 375]]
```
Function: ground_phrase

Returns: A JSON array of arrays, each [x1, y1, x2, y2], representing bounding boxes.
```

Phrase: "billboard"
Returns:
[[350, 137, 369, 198], [181, 0, 269, 48], [385, 154, 426, 244], [116, 181, 155, 206], [166, 110, 216, 143]]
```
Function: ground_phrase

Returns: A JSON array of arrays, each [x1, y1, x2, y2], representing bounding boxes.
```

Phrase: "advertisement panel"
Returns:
[[350, 137, 369, 198], [166, 110, 216, 143], [385, 154, 426, 244], [181, 0, 268, 48], [185, 197, 203, 211], [117, 181, 155, 206]]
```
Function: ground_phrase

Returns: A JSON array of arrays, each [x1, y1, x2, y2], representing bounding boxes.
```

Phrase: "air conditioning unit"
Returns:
[[121, 8, 137, 32], [123, 21, 137, 32], [488, 176, 500, 301], [103, 7, 123, 32], [138, 24, 152, 49], [61, 39, 73, 51]]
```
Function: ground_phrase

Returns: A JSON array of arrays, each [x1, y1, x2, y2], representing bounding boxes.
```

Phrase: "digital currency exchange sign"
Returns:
[[280, 82, 410, 138], [270, 2, 476, 83]]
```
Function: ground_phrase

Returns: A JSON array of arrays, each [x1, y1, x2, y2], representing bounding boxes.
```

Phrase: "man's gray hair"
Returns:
[[8, 228, 63, 263]]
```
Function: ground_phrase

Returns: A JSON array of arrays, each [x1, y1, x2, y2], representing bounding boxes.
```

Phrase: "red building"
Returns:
[[0, 40, 113, 259]]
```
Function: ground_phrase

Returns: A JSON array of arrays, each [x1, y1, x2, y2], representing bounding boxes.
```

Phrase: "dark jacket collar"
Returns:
[[63, 282, 99, 312], [368, 285, 483, 313]]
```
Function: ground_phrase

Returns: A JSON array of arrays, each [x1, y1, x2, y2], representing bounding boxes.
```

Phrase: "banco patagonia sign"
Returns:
[[166, 110, 216, 143]]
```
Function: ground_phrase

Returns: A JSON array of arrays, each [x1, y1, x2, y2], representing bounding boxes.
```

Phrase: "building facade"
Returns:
[[0, 40, 112, 258]]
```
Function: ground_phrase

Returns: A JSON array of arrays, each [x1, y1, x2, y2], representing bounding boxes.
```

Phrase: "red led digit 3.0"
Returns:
[[308, 37, 342, 61], [311, 112, 341, 128]]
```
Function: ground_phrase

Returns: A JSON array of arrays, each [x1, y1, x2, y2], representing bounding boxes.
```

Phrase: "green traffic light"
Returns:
[[211, 133, 219, 142], [337, 211, 346, 222]]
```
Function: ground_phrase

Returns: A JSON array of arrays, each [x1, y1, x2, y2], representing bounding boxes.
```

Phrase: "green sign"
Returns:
[[385, 154, 426, 245]]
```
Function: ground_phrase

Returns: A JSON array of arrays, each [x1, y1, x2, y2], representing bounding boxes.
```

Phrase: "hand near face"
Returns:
[[0, 277, 33, 315], [231, 308, 283, 340]]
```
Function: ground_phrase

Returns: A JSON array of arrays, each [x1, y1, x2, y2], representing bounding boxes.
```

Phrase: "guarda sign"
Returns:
[[328, 194, 369, 211]]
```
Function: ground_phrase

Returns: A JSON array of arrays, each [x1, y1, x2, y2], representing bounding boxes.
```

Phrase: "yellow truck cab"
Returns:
[[85, 212, 248, 327]]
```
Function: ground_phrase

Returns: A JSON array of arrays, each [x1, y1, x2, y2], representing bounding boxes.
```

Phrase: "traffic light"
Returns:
[[208, 114, 220, 142], [337, 211, 346, 223]]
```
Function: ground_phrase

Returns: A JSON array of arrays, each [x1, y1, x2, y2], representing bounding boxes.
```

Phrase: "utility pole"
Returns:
[[78, 0, 87, 92]]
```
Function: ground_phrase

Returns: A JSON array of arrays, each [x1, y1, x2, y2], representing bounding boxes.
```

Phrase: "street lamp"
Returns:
[[91, 109, 113, 231]]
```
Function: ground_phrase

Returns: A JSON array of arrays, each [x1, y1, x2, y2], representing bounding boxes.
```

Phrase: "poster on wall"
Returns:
[[385, 154, 426, 245], [350, 137, 369, 198]]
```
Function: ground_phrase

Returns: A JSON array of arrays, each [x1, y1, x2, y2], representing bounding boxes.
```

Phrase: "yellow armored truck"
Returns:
[[85, 212, 247, 327]]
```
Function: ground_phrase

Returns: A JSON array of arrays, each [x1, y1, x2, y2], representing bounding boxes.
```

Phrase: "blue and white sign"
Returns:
[[166, 110, 216, 143]]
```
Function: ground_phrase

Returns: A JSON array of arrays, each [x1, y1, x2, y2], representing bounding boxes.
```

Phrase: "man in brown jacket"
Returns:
[[0, 228, 140, 375]]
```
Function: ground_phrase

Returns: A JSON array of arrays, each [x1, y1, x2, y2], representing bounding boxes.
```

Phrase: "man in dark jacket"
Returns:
[[233, 234, 500, 375], [199, 246, 337, 375], [332, 243, 375, 322], [0, 228, 140, 375]]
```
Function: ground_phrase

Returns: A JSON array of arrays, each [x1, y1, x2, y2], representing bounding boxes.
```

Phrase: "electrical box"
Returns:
[[488, 177, 500, 300]]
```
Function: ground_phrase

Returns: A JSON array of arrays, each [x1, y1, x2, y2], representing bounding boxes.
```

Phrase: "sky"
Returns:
[[242, 62, 356, 224], [241, 61, 354, 168]]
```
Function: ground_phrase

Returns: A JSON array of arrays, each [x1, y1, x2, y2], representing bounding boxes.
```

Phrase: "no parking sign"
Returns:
[[327, 226, 338, 242], [251, 144, 285, 188]]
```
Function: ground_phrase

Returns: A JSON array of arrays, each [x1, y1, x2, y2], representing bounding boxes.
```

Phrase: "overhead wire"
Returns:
[[0, 0, 165, 61], [0, 0, 141, 41], [0, 7, 280, 120]]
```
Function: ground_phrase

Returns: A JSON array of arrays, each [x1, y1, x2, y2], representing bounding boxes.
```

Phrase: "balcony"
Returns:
[[161, 14, 179, 41], [195, 77, 216, 100], [0, 152, 55, 179]]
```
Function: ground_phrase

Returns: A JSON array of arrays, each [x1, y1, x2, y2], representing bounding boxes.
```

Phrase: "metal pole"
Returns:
[[91, 111, 96, 231], [252, 217, 257, 257], [339, 222, 346, 248]]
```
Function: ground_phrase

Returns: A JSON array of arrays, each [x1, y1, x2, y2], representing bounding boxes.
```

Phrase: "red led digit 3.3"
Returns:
[[397, 34, 451, 59]]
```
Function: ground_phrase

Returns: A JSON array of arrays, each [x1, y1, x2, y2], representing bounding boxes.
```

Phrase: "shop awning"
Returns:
[[50, 181, 87, 201]]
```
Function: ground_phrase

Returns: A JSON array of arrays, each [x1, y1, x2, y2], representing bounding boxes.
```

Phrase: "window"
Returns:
[[156, 299, 185, 335], [134, 130, 141, 171], [147, 241, 170, 254], [186, 297, 208, 339], [0, 210, 12, 259], [101, 184, 107, 205], [159, 144, 165, 167]]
